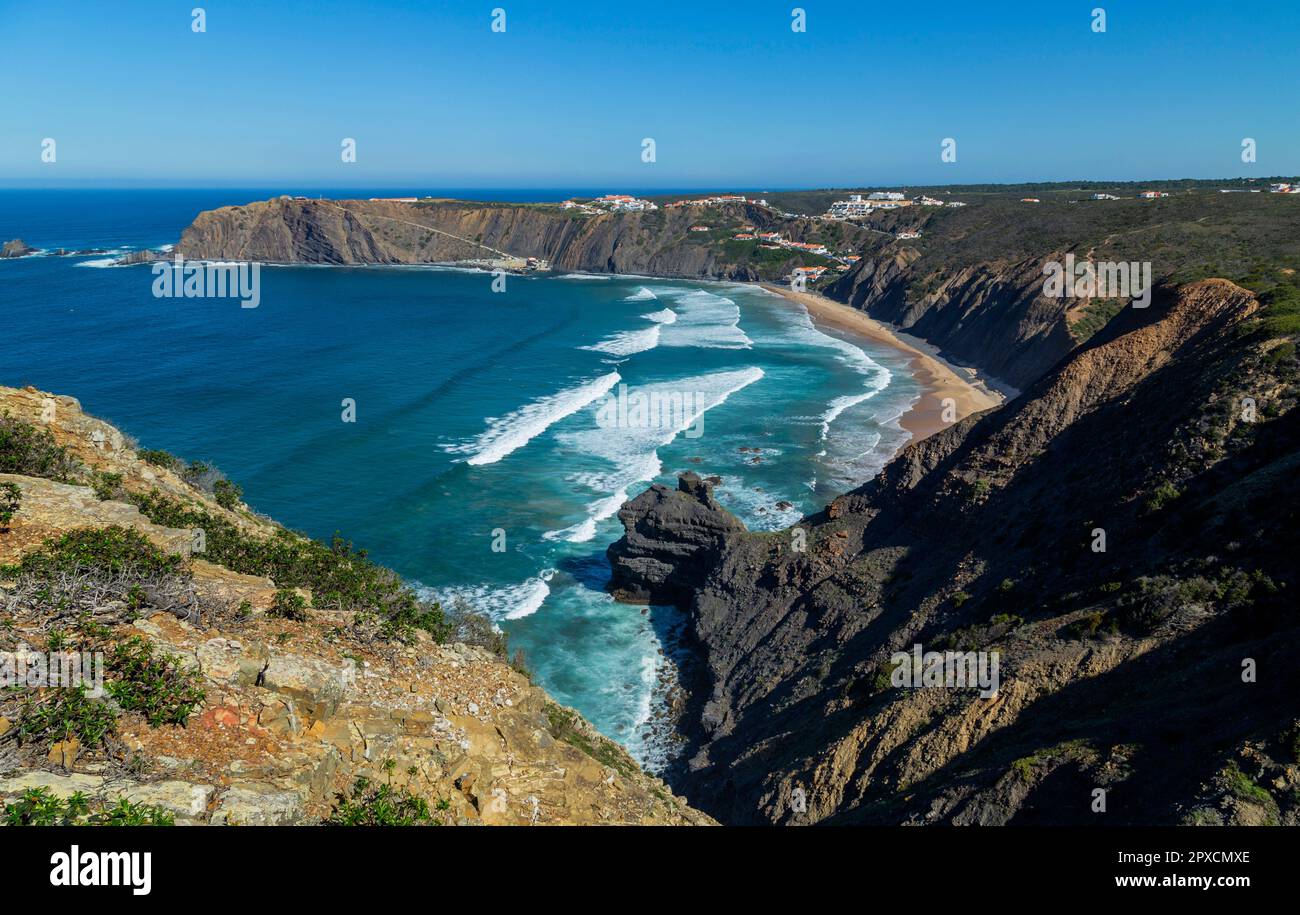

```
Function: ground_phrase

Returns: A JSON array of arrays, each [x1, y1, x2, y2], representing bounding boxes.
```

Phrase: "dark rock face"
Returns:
[[0, 239, 36, 258], [609, 280, 1300, 827], [829, 252, 1076, 390], [606, 473, 746, 605], [172, 197, 876, 282]]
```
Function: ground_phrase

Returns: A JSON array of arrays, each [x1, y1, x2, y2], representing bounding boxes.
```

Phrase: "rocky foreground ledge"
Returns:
[[0, 385, 713, 825]]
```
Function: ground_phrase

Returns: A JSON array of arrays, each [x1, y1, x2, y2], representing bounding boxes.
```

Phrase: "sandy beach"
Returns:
[[759, 283, 1008, 443]]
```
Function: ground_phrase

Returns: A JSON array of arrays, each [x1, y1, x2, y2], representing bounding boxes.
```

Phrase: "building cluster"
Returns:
[[823, 191, 964, 220], [731, 228, 831, 257], [1269, 182, 1300, 194], [666, 194, 769, 208], [578, 194, 660, 212]]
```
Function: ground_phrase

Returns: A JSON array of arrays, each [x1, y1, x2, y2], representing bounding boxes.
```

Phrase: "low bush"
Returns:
[[3, 527, 182, 578], [89, 470, 125, 501], [106, 636, 206, 727], [326, 775, 443, 826], [0, 412, 80, 481], [270, 588, 308, 621], [137, 449, 178, 469], [16, 687, 118, 748], [2, 788, 175, 826], [0, 481, 20, 528], [128, 490, 451, 641], [1143, 480, 1182, 514], [212, 478, 242, 510]]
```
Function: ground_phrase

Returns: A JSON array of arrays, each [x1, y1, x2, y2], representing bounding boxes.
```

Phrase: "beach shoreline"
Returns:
[[757, 282, 1011, 443]]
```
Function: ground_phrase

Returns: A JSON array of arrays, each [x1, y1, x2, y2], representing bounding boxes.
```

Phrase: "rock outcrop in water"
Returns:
[[0, 385, 713, 826], [607, 472, 747, 605], [610, 279, 1300, 826], [1, 239, 36, 258]]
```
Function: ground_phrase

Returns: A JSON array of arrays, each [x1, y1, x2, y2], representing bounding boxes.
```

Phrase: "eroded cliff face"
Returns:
[[0, 386, 713, 826], [174, 197, 866, 281], [828, 251, 1081, 390], [609, 280, 1300, 826]]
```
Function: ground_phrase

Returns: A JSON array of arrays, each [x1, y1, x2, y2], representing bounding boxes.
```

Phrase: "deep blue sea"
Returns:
[[0, 189, 918, 768]]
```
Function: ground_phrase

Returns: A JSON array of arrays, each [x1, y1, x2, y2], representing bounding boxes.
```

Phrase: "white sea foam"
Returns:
[[446, 371, 621, 466], [414, 264, 492, 274], [624, 286, 657, 302], [555, 273, 611, 280], [544, 367, 765, 542], [542, 456, 659, 543], [772, 304, 893, 439], [427, 570, 556, 621], [74, 257, 122, 268], [640, 308, 677, 324], [711, 476, 806, 531], [580, 324, 662, 356], [646, 287, 753, 349]]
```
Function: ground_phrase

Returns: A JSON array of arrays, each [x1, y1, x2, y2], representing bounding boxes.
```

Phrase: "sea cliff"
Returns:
[[608, 278, 1300, 826], [0, 385, 713, 825]]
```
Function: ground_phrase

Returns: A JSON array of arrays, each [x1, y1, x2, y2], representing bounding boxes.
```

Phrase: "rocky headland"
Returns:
[[608, 278, 1300, 825], [0, 385, 713, 825], [46, 186, 1300, 826]]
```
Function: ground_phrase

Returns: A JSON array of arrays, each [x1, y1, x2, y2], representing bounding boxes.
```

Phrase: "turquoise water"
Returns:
[[0, 191, 919, 768]]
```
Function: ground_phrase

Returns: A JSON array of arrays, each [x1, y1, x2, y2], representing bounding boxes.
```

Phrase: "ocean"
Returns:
[[0, 189, 919, 769]]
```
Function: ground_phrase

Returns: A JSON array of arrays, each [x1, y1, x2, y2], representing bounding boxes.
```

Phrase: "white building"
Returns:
[[827, 194, 873, 218]]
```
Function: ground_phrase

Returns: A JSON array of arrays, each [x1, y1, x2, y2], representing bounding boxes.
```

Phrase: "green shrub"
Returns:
[[106, 636, 206, 727], [212, 478, 243, 510], [137, 449, 178, 469], [0, 412, 80, 481], [326, 776, 440, 826], [1251, 285, 1300, 339], [1144, 481, 1182, 514], [128, 490, 451, 641], [89, 470, 124, 501], [1065, 610, 1113, 640], [1070, 299, 1126, 343], [1011, 755, 1040, 781], [17, 687, 118, 748], [0, 481, 20, 528], [2, 788, 173, 826], [951, 590, 972, 607], [5, 527, 182, 578], [1264, 341, 1296, 368], [1223, 762, 1273, 806], [270, 588, 308, 621]]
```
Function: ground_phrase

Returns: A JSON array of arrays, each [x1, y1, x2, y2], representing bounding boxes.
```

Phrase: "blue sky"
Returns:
[[1, 0, 1297, 188]]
